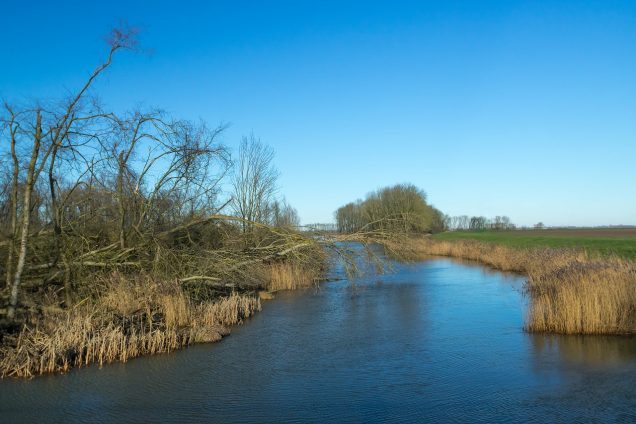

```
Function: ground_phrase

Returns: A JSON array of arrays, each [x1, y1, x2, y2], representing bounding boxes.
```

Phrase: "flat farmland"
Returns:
[[432, 228, 636, 259]]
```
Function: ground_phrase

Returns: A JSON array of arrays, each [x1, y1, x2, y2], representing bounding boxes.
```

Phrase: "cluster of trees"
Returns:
[[335, 184, 446, 234], [0, 28, 304, 320], [444, 215, 515, 231], [230, 134, 299, 232]]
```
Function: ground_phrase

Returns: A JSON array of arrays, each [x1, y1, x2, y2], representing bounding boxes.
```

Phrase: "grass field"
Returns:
[[432, 228, 636, 259]]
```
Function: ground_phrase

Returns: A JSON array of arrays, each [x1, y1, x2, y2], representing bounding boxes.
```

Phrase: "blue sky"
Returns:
[[2, 1, 635, 226]]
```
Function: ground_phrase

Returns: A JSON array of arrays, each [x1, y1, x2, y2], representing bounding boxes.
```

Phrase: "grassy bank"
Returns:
[[432, 228, 636, 259], [399, 238, 636, 335]]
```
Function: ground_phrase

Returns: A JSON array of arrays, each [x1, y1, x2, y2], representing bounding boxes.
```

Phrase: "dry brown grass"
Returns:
[[267, 262, 320, 291], [0, 274, 260, 378], [400, 238, 636, 335]]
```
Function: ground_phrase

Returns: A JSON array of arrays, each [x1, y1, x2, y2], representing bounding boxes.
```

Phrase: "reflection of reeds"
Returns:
[[0, 275, 260, 378], [531, 334, 636, 367], [400, 238, 636, 335]]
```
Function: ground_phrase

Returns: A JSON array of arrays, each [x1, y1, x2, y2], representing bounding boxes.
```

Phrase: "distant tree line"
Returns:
[[335, 184, 446, 234], [443, 215, 516, 231]]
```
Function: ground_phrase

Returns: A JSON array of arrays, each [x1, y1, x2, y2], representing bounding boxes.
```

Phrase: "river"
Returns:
[[1, 257, 636, 422]]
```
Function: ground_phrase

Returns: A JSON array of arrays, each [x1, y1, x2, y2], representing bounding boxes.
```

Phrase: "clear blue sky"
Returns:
[[2, 1, 635, 226]]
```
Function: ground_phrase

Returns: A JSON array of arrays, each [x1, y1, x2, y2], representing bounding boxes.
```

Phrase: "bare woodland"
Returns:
[[0, 28, 320, 325]]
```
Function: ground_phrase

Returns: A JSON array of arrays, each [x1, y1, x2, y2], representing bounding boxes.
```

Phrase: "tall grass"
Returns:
[[399, 238, 636, 335], [0, 275, 260, 378], [267, 262, 319, 291]]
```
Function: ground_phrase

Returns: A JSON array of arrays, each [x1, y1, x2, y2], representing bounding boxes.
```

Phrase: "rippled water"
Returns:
[[2, 258, 636, 423]]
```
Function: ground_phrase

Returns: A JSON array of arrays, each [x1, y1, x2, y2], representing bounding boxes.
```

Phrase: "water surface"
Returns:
[[2, 258, 636, 423]]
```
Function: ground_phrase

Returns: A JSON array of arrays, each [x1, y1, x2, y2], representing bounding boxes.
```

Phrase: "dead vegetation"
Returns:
[[268, 262, 318, 291], [0, 274, 260, 378], [400, 238, 636, 335]]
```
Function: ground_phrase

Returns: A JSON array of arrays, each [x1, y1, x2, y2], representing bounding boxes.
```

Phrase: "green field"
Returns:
[[432, 228, 636, 259]]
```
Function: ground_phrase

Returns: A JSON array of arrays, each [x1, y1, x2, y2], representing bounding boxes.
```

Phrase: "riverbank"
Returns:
[[5, 235, 634, 378], [0, 259, 321, 378], [398, 237, 636, 335]]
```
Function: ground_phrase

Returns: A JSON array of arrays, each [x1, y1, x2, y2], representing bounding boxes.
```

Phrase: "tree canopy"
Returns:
[[335, 184, 445, 235]]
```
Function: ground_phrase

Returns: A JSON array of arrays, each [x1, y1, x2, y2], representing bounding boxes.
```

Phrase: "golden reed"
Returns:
[[267, 262, 320, 291], [0, 275, 260, 378], [396, 238, 636, 335]]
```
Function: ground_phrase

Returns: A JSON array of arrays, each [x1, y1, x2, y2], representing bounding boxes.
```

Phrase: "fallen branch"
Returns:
[[179, 275, 221, 283], [228, 242, 312, 271], [75, 261, 141, 267]]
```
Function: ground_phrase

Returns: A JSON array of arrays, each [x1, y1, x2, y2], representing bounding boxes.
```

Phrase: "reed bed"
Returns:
[[0, 275, 260, 378], [399, 238, 636, 335], [267, 262, 320, 291]]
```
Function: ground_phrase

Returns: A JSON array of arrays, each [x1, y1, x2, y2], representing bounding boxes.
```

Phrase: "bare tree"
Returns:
[[230, 134, 279, 234], [268, 198, 300, 228], [3, 26, 138, 320], [2, 104, 21, 289]]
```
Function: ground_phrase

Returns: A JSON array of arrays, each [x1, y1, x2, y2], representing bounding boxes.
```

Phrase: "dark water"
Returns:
[[2, 258, 636, 423]]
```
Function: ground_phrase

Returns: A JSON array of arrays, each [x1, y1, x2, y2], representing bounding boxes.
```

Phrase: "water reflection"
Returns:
[[531, 333, 636, 368]]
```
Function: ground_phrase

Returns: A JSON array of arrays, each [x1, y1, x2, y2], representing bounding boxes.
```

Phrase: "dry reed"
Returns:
[[0, 275, 260, 378], [267, 262, 320, 291], [399, 238, 636, 335]]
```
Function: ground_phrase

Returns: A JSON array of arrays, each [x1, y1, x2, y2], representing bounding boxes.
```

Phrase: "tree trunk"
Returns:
[[5, 123, 20, 289], [49, 144, 62, 267], [117, 151, 126, 249], [7, 111, 42, 320]]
